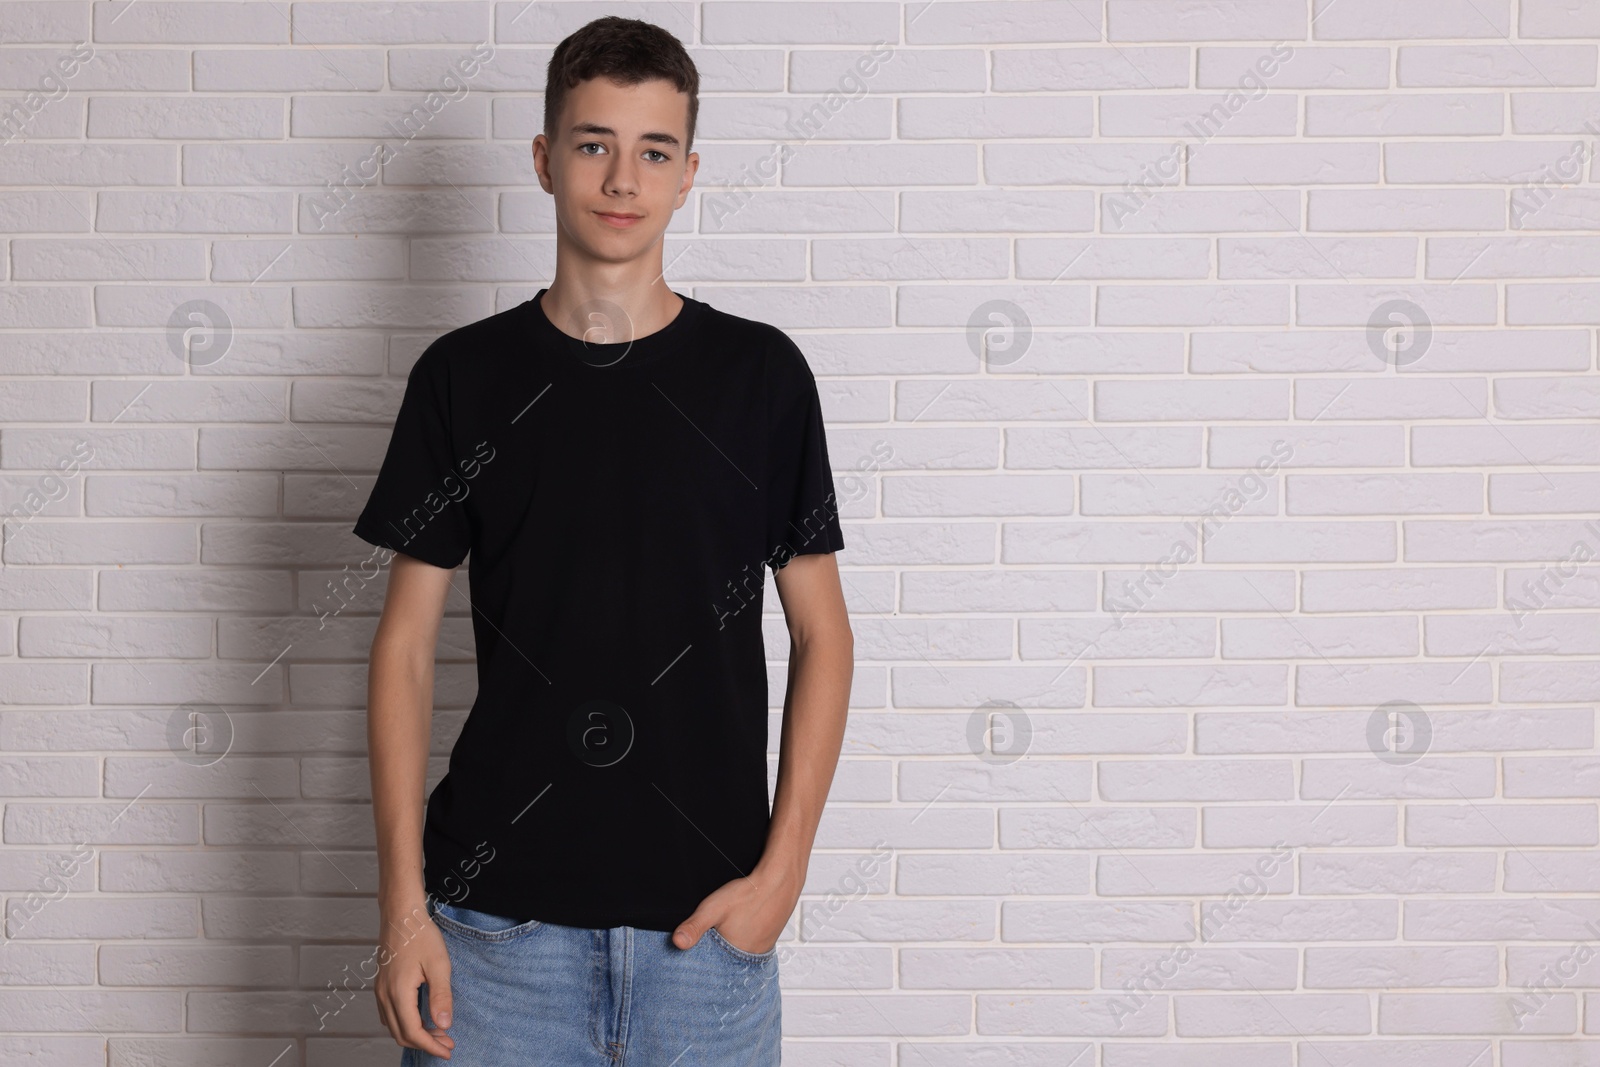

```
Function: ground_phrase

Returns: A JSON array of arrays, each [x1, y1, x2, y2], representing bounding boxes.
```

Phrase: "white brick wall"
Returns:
[[1, 0, 1598, 1063]]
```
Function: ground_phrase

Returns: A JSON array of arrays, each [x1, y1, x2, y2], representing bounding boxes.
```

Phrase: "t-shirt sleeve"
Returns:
[[351, 346, 474, 570], [765, 336, 845, 572]]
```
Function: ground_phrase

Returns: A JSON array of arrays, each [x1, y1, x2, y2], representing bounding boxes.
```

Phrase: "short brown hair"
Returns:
[[544, 17, 700, 154]]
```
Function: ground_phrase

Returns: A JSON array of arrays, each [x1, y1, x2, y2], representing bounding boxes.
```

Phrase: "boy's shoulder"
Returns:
[[700, 299, 817, 382], [408, 300, 532, 377]]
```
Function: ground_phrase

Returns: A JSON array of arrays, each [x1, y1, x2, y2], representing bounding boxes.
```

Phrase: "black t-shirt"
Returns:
[[352, 288, 845, 931]]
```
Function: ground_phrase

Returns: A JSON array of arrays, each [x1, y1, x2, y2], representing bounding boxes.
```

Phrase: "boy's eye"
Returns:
[[578, 143, 669, 163]]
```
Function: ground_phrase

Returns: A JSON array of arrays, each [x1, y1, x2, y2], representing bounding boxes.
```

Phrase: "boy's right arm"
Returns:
[[368, 552, 459, 1059]]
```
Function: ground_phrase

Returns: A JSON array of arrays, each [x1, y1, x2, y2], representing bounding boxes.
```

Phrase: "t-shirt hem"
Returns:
[[426, 880, 687, 933], [351, 518, 466, 570], [769, 529, 845, 571]]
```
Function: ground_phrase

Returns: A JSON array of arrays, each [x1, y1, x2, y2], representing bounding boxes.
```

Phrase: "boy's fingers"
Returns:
[[373, 989, 391, 1039], [427, 954, 454, 1031], [377, 984, 413, 1049], [394, 967, 454, 1057], [399, 1002, 453, 1057], [672, 908, 717, 949], [672, 902, 729, 953]]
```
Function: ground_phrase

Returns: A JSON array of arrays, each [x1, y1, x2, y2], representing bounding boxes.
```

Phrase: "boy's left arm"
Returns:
[[672, 551, 853, 954]]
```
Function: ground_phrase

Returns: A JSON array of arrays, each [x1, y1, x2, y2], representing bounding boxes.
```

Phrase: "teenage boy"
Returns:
[[354, 16, 853, 1067]]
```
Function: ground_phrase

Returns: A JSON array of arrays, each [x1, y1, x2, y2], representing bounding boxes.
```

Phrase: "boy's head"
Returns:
[[544, 17, 699, 155], [535, 17, 699, 267]]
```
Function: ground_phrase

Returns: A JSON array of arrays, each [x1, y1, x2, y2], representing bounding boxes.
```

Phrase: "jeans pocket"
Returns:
[[706, 926, 778, 965], [429, 898, 545, 943]]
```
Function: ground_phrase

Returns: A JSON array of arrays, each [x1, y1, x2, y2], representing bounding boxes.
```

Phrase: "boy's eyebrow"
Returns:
[[569, 121, 681, 148]]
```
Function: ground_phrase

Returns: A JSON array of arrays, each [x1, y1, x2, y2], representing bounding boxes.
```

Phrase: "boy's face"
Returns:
[[534, 75, 697, 268]]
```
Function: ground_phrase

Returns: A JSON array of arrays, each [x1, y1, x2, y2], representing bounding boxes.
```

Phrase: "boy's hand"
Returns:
[[375, 901, 457, 1059], [672, 863, 801, 956]]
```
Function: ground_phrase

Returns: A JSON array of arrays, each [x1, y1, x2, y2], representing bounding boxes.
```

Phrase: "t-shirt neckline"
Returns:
[[530, 287, 702, 370]]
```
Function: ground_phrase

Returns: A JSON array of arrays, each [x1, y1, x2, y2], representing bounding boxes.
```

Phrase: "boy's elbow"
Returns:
[[793, 613, 853, 656]]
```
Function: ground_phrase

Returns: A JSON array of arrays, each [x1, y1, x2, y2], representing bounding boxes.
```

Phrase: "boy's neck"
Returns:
[[540, 273, 684, 344]]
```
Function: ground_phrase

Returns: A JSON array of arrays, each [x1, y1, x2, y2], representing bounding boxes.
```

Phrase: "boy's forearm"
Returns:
[[367, 644, 435, 914], [758, 629, 853, 887]]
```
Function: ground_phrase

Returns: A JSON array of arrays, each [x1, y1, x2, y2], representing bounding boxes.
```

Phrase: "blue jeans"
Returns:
[[402, 898, 782, 1066]]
